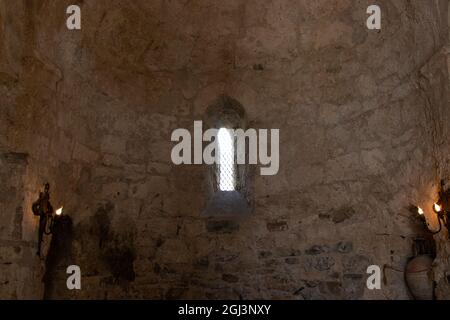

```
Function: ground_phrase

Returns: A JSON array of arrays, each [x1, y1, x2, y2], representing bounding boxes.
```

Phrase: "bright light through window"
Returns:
[[218, 128, 235, 191]]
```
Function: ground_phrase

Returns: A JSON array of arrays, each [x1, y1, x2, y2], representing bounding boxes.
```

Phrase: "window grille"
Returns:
[[217, 128, 235, 191]]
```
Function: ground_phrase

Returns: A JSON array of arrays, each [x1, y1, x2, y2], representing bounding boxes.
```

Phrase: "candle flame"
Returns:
[[434, 203, 442, 213], [56, 207, 63, 216], [417, 207, 424, 215]]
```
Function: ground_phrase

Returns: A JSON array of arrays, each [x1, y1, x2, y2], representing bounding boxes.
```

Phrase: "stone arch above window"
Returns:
[[202, 95, 254, 217]]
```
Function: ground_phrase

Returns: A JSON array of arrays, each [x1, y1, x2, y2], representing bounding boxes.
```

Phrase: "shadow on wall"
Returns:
[[43, 215, 73, 299]]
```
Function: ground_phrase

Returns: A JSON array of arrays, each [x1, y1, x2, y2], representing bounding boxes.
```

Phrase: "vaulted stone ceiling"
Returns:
[[0, 0, 450, 300]]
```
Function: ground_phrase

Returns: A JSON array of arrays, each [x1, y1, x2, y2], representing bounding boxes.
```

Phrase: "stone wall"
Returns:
[[0, 152, 44, 299], [0, 0, 85, 299], [429, 20, 450, 300], [0, 0, 43, 299], [1, 0, 450, 299]]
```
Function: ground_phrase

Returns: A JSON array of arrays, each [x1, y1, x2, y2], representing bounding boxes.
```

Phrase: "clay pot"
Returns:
[[405, 255, 434, 300]]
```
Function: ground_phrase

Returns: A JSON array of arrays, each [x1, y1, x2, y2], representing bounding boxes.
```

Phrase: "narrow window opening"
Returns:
[[217, 128, 235, 191], [203, 95, 253, 217]]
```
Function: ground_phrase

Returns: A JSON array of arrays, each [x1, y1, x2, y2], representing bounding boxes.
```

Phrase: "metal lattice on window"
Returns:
[[217, 128, 236, 191]]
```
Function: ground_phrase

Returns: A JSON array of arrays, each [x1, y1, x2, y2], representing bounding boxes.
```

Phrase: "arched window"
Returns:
[[203, 95, 253, 217], [217, 128, 235, 191]]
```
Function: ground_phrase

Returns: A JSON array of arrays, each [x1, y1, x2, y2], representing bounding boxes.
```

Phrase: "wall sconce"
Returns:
[[432, 180, 450, 236], [415, 180, 450, 237], [32, 183, 64, 257]]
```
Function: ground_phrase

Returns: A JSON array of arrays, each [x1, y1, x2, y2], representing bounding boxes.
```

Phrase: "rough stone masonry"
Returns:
[[1, 0, 450, 300]]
